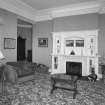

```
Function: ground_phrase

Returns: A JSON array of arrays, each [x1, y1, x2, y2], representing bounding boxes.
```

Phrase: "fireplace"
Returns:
[[66, 62, 82, 76], [51, 31, 101, 79]]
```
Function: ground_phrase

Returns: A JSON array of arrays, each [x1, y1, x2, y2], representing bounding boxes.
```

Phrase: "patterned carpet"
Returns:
[[0, 72, 105, 105]]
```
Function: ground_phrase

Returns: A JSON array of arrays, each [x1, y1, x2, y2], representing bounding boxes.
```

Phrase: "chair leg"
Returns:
[[1, 72, 6, 96], [73, 82, 78, 99]]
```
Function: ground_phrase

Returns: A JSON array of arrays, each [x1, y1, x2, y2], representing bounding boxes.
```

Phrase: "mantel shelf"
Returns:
[[51, 54, 99, 58]]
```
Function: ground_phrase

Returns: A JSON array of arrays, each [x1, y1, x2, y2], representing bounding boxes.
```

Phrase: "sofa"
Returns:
[[6, 61, 49, 78], [0, 61, 49, 84]]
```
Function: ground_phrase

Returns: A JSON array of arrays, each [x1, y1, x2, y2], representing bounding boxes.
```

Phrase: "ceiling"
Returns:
[[19, 0, 98, 10]]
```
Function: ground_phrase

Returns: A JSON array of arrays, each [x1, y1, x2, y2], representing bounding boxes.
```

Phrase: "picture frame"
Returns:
[[76, 40, 84, 47], [66, 40, 74, 47], [4, 38, 16, 49], [38, 38, 48, 47]]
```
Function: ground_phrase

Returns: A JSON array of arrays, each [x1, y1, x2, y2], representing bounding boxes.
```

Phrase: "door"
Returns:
[[17, 36, 26, 61]]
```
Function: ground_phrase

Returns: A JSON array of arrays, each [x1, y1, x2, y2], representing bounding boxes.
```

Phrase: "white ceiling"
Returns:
[[19, 0, 98, 10]]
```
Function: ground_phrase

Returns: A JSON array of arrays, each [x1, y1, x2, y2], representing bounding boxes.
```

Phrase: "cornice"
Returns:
[[33, 1, 101, 22], [0, 0, 105, 22], [35, 10, 52, 22], [0, 0, 36, 22], [51, 1, 101, 18], [32, 1, 103, 22]]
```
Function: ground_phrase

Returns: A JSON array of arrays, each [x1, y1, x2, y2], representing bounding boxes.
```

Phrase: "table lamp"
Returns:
[[0, 50, 4, 59], [0, 50, 5, 66]]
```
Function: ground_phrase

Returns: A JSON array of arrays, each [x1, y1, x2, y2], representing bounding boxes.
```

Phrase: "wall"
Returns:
[[0, 9, 17, 62], [53, 13, 98, 32], [98, 14, 105, 58], [33, 13, 99, 67], [33, 20, 52, 67]]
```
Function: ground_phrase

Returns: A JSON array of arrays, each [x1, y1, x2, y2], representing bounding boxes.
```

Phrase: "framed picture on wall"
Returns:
[[4, 38, 16, 49], [66, 40, 74, 47], [38, 38, 48, 47], [76, 40, 84, 47]]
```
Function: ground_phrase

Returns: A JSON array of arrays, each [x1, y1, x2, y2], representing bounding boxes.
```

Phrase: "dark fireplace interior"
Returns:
[[66, 62, 82, 77]]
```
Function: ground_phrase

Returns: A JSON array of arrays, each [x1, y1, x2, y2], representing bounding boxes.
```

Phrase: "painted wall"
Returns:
[[98, 14, 105, 58], [0, 9, 17, 62], [33, 20, 52, 67], [53, 13, 98, 32], [33, 13, 98, 67]]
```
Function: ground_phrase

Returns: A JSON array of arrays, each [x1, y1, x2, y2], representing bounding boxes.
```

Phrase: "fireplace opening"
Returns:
[[66, 62, 82, 77]]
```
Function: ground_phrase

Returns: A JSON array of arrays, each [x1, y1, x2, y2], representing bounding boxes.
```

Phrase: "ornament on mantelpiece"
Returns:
[[91, 38, 93, 43], [57, 40, 59, 43], [54, 57, 58, 69], [57, 45, 60, 53], [70, 50, 75, 55], [91, 49, 93, 55], [56, 39, 61, 54]]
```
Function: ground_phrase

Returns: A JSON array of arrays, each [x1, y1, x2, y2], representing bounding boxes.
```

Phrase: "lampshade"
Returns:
[[0, 50, 5, 60]]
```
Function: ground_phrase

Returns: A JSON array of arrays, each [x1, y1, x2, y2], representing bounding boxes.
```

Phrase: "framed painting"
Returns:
[[76, 40, 84, 47], [65, 40, 74, 47], [4, 38, 16, 49], [38, 38, 48, 47]]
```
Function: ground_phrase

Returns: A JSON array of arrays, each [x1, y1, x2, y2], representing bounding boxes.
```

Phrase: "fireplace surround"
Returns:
[[66, 62, 82, 76], [51, 30, 102, 79]]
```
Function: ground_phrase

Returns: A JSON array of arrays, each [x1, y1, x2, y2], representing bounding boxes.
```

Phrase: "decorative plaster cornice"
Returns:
[[0, 0, 105, 22], [35, 10, 52, 22], [51, 1, 101, 18], [17, 15, 36, 24], [34, 1, 103, 22], [0, 0, 37, 22]]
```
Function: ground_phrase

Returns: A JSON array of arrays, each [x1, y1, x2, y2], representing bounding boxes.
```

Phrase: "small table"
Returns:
[[51, 74, 79, 99]]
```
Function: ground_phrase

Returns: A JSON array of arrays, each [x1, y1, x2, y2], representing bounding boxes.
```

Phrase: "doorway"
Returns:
[[17, 36, 26, 61], [17, 19, 32, 62]]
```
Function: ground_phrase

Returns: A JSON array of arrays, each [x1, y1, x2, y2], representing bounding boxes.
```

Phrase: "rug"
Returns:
[[0, 72, 105, 105]]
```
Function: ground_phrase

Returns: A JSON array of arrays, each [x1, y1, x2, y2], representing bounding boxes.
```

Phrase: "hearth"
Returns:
[[66, 62, 82, 76]]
